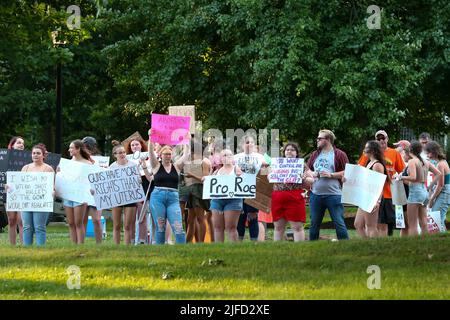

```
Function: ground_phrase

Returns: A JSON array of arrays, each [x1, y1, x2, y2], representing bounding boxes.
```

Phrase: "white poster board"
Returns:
[[88, 166, 146, 210], [391, 180, 407, 206], [268, 158, 304, 183], [395, 205, 405, 228], [91, 156, 110, 169], [55, 159, 104, 206], [6, 172, 54, 212], [342, 164, 387, 213], [202, 173, 256, 199]]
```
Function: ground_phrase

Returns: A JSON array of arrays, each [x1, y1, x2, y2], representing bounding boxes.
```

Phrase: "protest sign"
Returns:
[[6, 172, 54, 212], [126, 152, 149, 175], [395, 205, 405, 228], [203, 173, 256, 199], [245, 173, 273, 212], [88, 165, 145, 210], [92, 156, 110, 169], [268, 158, 304, 183], [342, 164, 386, 213], [151, 113, 190, 145], [55, 159, 103, 206], [169, 105, 195, 133], [0, 149, 9, 202], [426, 210, 441, 234], [6, 149, 60, 171], [391, 180, 407, 205]]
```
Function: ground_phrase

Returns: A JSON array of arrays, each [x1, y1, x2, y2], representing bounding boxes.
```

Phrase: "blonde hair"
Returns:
[[319, 129, 336, 144], [160, 145, 173, 155]]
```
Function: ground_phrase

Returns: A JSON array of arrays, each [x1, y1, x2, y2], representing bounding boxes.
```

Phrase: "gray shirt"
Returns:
[[312, 150, 342, 195]]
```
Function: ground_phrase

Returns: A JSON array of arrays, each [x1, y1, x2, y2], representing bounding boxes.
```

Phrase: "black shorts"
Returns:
[[185, 184, 210, 211], [243, 202, 258, 214], [378, 198, 395, 224], [120, 203, 137, 208]]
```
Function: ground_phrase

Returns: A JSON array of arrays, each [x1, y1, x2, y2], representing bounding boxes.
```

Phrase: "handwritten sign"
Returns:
[[169, 105, 195, 133], [6, 172, 54, 212], [395, 205, 405, 228], [91, 156, 110, 169], [342, 164, 386, 213], [0, 149, 8, 202], [88, 165, 145, 210], [202, 174, 256, 199], [55, 159, 104, 206], [151, 113, 190, 145], [268, 158, 304, 183]]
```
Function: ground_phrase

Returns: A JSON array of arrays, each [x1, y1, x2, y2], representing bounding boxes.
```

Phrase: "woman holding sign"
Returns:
[[398, 141, 441, 236], [209, 149, 244, 243], [148, 129, 190, 244], [63, 140, 92, 244], [353, 141, 389, 239], [271, 143, 313, 242], [110, 141, 148, 245], [126, 137, 151, 244], [6, 136, 25, 245], [20, 144, 54, 246]]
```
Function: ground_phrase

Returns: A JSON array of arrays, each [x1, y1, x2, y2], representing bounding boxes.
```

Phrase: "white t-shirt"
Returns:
[[234, 152, 265, 175]]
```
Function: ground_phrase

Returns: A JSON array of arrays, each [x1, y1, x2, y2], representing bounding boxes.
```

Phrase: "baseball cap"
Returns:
[[393, 140, 410, 149], [82, 136, 97, 147], [375, 130, 388, 138]]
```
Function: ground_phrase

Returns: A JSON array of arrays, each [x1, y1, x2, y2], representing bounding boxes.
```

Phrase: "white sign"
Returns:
[[88, 165, 146, 210], [6, 172, 54, 212], [202, 173, 256, 199], [91, 156, 110, 169], [391, 180, 407, 206], [342, 164, 386, 213], [126, 152, 150, 175], [268, 158, 304, 183], [423, 210, 442, 234], [55, 159, 104, 206], [395, 205, 405, 228]]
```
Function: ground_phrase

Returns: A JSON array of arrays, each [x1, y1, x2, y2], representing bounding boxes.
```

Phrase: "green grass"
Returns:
[[0, 224, 449, 300]]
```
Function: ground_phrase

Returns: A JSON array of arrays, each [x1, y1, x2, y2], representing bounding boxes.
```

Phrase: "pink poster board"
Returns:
[[151, 113, 191, 145]]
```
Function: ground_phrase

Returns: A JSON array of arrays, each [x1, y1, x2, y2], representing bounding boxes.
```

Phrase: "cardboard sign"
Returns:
[[391, 180, 407, 206], [268, 158, 304, 183], [6, 172, 54, 212], [245, 173, 273, 212], [395, 205, 405, 228], [88, 165, 146, 210], [169, 105, 195, 133], [151, 113, 190, 145], [0, 149, 8, 202], [203, 173, 256, 199], [55, 159, 104, 206], [91, 156, 110, 169], [342, 164, 387, 213]]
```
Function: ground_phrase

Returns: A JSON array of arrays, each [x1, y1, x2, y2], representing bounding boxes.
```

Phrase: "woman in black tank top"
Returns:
[[354, 141, 389, 239], [148, 129, 190, 244]]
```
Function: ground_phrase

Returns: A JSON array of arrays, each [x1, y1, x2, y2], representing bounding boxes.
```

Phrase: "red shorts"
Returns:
[[271, 190, 306, 223]]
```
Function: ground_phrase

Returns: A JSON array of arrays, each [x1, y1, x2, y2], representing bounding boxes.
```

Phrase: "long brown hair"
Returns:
[[424, 141, 446, 161], [365, 140, 390, 183], [8, 136, 24, 149], [126, 138, 148, 154], [71, 140, 91, 161], [32, 143, 48, 160]]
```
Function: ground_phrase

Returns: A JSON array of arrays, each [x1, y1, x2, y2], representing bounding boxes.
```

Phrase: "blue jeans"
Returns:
[[21, 212, 50, 246], [237, 202, 259, 241], [150, 188, 186, 244], [432, 185, 450, 232], [309, 193, 349, 240]]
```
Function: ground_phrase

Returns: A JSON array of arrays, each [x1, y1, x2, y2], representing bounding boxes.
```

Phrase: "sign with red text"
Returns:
[[268, 158, 304, 183], [151, 113, 190, 145], [342, 164, 386, 213]]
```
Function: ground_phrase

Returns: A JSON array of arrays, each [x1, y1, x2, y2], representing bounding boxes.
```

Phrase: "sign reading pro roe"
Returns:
[[202, 174, 256, 199]]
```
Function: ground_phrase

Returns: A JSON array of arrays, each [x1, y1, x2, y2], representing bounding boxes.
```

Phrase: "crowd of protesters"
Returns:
[[1, 128, 448, 246]]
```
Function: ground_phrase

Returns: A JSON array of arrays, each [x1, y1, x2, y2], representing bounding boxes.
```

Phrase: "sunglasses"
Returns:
[[161, 153, 172, 156]]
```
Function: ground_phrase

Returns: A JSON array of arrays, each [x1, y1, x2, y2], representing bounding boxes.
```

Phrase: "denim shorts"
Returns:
[[63, 200, 84, 208], [210, 198, 243, 213], [407, 183, 428, 205]]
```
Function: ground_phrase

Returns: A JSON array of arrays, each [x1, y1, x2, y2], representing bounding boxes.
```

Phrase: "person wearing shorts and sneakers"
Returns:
[[358, 130, 405, 237]]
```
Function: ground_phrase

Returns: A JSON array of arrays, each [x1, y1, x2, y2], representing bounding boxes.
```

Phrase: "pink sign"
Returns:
[[151, 113, 191, 145]]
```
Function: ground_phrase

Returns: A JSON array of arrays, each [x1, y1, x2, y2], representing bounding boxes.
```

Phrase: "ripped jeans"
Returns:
[[150, 187, 186, 244]]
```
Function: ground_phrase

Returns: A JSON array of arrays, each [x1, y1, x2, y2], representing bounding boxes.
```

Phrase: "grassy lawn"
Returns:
[[0, 223, 449, 299]]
